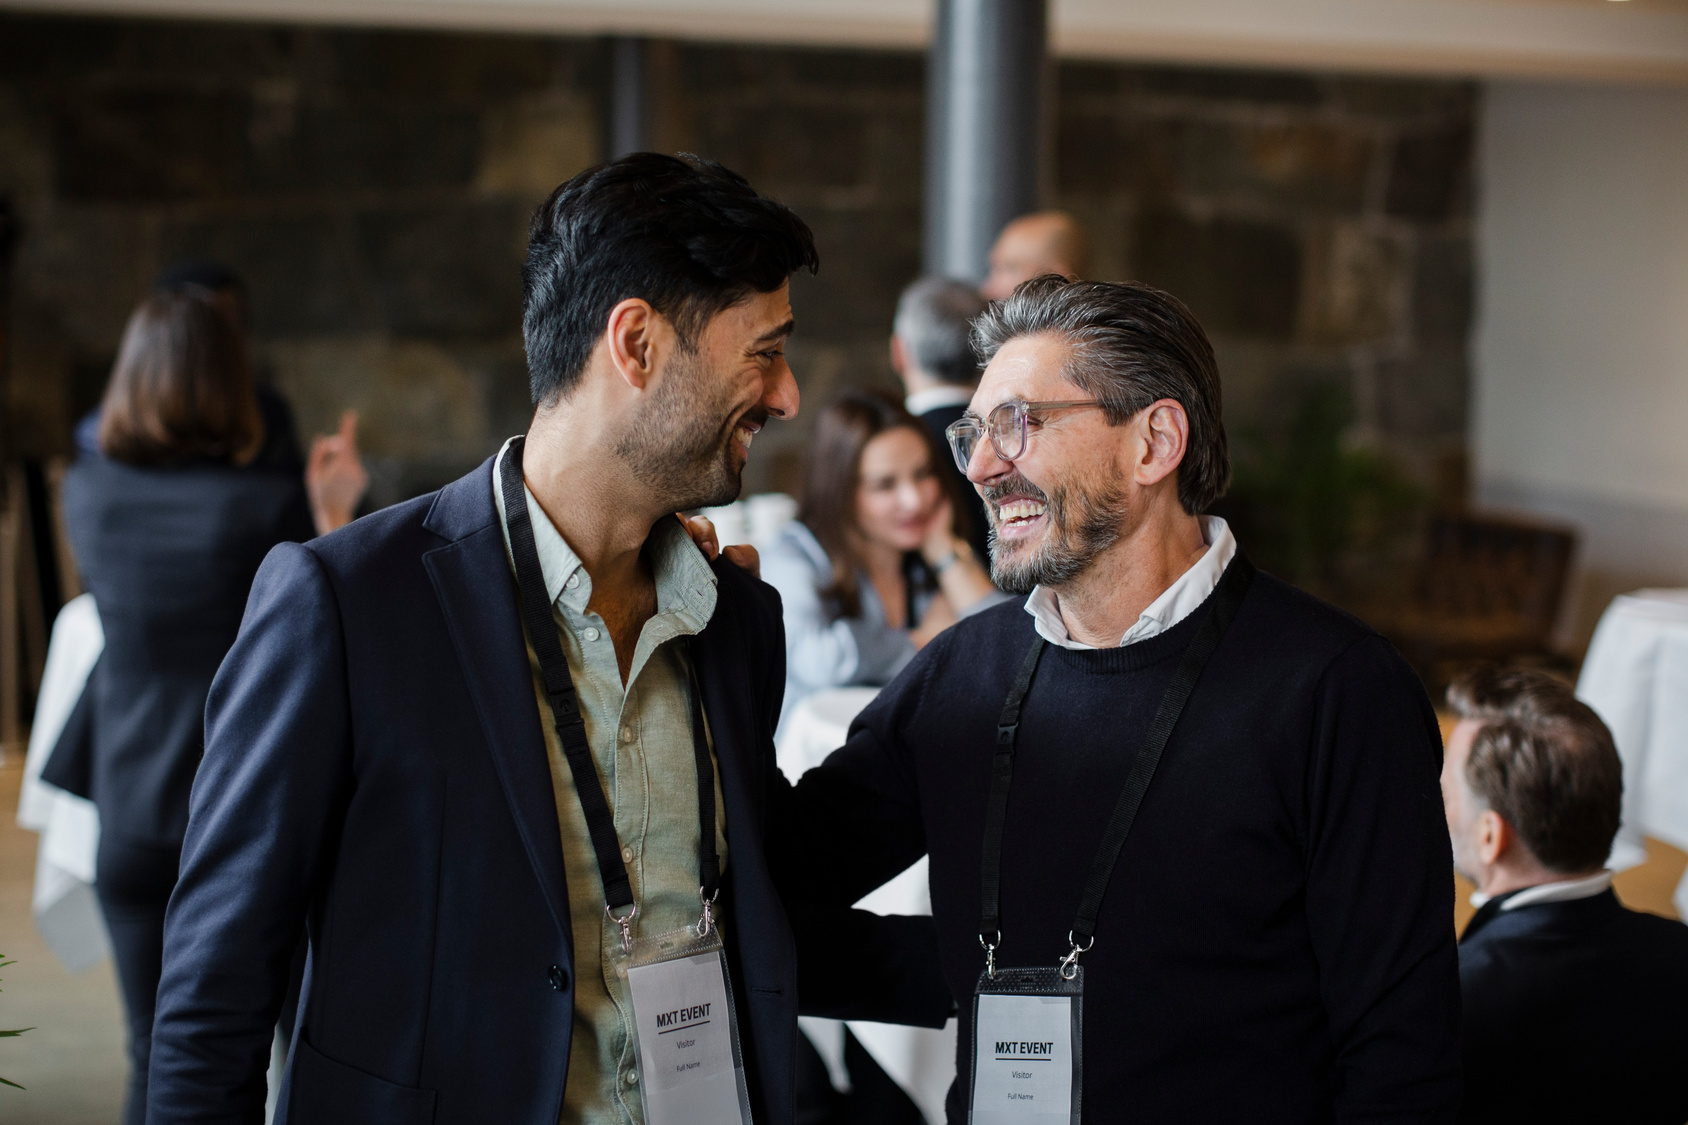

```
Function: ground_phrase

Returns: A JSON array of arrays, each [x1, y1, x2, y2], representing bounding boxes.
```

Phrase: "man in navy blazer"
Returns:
[[147, 154, 947, 1125], [1443, 666, 1688, 1124]]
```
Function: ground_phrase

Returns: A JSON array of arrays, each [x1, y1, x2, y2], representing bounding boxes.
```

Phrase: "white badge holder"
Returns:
[[616, 909, 754, 1125], [969, 965, 1083, 1125]]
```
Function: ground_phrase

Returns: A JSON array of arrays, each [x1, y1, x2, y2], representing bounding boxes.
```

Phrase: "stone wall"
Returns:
[[1055, 64, 1474, 494], [0, 13, 1473, 513]]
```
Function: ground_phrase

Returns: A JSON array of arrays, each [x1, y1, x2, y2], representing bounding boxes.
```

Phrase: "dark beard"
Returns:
[[614, 348, 761, 512], [983, 469, 1127, 594]]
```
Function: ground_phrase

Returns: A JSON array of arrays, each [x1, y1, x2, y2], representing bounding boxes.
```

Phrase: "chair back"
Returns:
[[1417, 513, 1577, 647]]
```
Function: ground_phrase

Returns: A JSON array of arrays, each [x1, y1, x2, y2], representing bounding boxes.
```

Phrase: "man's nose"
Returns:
[[965, 435, 1010, 485], [763, 357, 799, 420]]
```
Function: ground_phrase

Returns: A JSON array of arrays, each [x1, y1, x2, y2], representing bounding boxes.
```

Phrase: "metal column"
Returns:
[[608, 36, 647, 159], [923, 0, 1050, 282]]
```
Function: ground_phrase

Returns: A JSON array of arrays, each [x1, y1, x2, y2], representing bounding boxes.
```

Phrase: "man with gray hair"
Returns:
[[892, 276, 990, 563], [773, 276, 1461, 1122], [1443, 666, 1688, 1124]]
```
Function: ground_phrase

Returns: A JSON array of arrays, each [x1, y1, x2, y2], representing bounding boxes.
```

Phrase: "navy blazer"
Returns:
[[148, 455, 948, 1125], [1458, 888, 1688, 1124]]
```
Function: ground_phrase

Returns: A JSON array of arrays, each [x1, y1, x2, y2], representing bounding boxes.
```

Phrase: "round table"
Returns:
[[776, 688, 958, 1125], [1577, 588, 1688, 917]]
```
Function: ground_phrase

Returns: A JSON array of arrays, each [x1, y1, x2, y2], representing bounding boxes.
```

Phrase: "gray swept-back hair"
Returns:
[[893, 277, 987, 387], [971, 276, 1230, 514]]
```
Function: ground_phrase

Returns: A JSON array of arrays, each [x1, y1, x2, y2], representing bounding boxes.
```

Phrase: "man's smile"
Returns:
[[993, 497, 1048, 541]]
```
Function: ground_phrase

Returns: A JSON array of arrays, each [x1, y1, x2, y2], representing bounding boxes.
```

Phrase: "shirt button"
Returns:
[[625, 1070, 638, 1086], [583, 626, 600, 642], [547, 964, 569, 991], [620, 725, 635, 744], [621, 845, 634, 863], [565, 573, 579, 590]]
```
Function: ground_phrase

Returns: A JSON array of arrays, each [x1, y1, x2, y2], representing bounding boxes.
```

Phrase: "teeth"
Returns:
[[996, 500, 1046, 523], [735, 426, 755, 449]]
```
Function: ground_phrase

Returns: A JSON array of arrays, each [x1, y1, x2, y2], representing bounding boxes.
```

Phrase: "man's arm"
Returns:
[[1305, 635, 1462, 1123], [765, 641, 950, 1027], [148, 543, 354, 1123]]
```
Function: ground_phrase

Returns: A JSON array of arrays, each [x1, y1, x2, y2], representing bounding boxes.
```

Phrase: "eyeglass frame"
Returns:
[[943, 399, 1114, 473]]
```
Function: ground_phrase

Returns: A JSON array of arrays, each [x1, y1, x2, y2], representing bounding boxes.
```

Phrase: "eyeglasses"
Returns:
[[944, 399, 1112, 472]]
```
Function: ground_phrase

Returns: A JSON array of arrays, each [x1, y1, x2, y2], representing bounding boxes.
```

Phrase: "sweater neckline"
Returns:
[[1040, 597, 1208, 674]]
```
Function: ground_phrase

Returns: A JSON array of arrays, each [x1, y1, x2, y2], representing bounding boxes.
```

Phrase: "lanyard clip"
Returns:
[[1058, 932, 1094, 981], [608, 902, 639, 952], [979, 931, 1000, 980], [696, 887, 720, 938]]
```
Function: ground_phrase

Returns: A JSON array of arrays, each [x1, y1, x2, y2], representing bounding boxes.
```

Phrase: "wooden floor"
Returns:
[[1, 753, 1683, 1121], [0, 757, 127, 1124]]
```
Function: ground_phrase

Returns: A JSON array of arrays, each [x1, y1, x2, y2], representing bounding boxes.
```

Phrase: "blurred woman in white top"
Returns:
[[762, 389, 1002, 735]]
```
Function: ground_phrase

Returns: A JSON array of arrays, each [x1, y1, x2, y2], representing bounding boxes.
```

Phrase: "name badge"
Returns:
[[622, 926, 753, 1125], [969, 967, 1083, 1125]]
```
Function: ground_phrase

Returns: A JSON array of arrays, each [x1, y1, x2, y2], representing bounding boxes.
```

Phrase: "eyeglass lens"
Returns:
[[946, 402, 1028, 472]]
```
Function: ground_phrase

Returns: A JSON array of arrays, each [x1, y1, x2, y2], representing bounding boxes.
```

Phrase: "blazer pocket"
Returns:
[[288, 1035, 438, 1125]]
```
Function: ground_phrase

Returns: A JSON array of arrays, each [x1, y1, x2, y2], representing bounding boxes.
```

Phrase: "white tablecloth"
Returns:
[[16, 593, 108, 973], [777, 688, 957, 1125], [1577, 588, 1688, 917]]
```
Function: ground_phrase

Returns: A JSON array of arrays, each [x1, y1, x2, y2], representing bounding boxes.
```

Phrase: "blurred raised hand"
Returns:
[[306, 410, 369, 535]]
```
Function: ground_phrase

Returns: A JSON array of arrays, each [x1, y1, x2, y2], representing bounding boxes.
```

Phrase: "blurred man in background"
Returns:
[[891, 276, 991, 565], [980, 210, 1090, 300], [1444, 666, 1688, 1125]]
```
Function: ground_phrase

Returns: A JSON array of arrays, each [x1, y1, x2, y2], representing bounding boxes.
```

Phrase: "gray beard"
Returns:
[[613, 349, 747, 513], [985, 471, 1128, 595]]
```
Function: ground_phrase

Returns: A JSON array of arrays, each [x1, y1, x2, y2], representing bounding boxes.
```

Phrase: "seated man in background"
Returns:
[[979, 210, 1089, 300], [1444, 666, 1688, 1125], [891, 276, 991, 564]]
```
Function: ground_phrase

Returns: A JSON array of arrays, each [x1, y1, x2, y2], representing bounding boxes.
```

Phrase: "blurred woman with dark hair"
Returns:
[[51, 288, 367, 1125], [762, 389, 1000, 735]]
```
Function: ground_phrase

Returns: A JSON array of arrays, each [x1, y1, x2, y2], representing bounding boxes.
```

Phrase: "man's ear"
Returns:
[[890, 335, 909, 378], [605, 298, 660, 391], [1133, 398, 1189, 489], [1477, 809, 1512, 867]]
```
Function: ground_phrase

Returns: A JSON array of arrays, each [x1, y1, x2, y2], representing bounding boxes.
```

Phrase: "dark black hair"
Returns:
[[522, 153, 820, 405]]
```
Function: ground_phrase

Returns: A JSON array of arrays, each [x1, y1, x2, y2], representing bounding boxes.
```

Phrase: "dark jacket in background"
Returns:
[[147, 457, 947, 1125], [1458, 888, 1688, 1124], [53, 400, 316, 1125], [56, 449, 313, 844], [914, 401, 992, 568]]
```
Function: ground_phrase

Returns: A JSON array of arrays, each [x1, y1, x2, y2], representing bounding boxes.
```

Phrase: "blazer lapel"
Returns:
[[423, 468, 573, 945], [692, 575, 765, 847]]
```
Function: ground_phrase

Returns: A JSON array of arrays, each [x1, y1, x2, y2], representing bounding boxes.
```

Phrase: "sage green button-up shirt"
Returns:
[[493, 440, 728, 1125]]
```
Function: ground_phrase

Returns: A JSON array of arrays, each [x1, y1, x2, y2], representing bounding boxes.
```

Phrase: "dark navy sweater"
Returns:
[[776, 559, 1462, 1123]]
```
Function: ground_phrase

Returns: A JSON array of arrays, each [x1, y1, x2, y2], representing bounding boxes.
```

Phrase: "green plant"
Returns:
[[1220, 381, 1426, 597], [1, 954, 31, 1090]]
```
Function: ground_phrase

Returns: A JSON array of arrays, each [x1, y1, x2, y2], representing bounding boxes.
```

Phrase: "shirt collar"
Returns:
[[904, 384, 976, 417], [1024, 516, 1237, 650], [1469, 870, 1614, 912], [491, 437, 718, 632]]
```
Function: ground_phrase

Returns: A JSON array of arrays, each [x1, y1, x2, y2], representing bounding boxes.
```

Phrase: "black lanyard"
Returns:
[[979, 554, 1255, 978], [500, 437, 721, 946]]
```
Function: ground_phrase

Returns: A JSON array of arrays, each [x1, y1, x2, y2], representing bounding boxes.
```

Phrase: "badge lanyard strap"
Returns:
[[978, 554, 1256, 980], [501, 437, 722, 951]]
